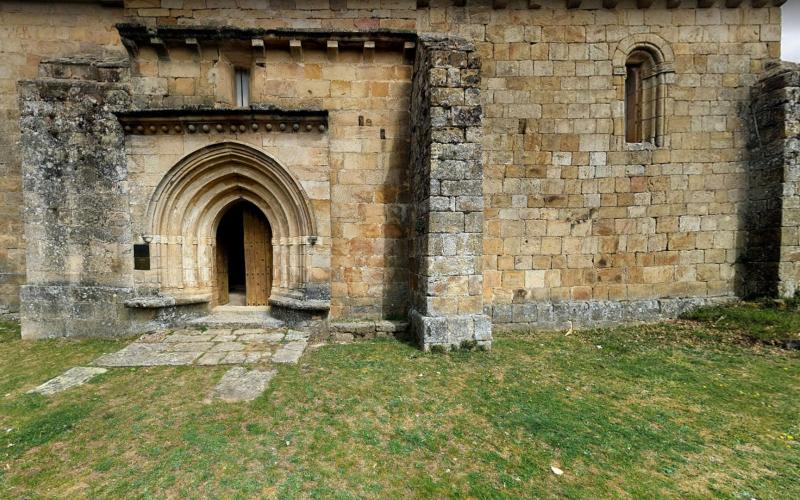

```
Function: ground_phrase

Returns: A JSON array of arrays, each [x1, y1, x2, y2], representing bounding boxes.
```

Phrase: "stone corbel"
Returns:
[[150, 37, 169, 61], [363, 41, 375, 63], [121, 37, 138, 58], [290, 39, 303, 62], [251, 38, 265, 66], [186, 37, 201, 61], [327, 40, 338, 62]]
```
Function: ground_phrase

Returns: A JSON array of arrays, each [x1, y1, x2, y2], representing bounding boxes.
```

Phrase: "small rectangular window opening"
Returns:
[[235, 68, 250, 107], [133, 244, 151, 271]]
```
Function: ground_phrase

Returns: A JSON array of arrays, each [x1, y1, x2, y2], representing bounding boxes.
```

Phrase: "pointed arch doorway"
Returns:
[[146, 142, 327, 319], [216, 200, 273, 306]]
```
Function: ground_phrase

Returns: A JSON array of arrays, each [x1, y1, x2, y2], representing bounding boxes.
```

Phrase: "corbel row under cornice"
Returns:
[[47, 0, 787, 9], [117, 24, 417, 62], [416, 0, 785, 7]]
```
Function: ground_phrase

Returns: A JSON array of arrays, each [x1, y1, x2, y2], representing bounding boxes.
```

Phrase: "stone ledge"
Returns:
[[124, 293, 211, 309], [328, 319, 409, 340], [268, 295, 330, 312]]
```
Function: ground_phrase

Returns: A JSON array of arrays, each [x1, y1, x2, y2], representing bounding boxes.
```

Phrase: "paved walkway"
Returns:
[[29, 326, 313, 402], [92, 327, 309, 367]]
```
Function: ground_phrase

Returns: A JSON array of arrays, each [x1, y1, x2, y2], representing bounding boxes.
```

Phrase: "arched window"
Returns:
[[625, 48, 665, 146]]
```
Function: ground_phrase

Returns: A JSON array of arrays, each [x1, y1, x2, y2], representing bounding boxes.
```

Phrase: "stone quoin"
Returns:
[[0, 0, 793, 350]]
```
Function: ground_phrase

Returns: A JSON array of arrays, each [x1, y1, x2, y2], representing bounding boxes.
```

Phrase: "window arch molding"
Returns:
[[613, 34, 675, 148]]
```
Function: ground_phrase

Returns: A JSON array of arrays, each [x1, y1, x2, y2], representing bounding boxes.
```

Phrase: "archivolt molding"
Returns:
[[145, 141, 317, 296], [612, 33, 675, 78]]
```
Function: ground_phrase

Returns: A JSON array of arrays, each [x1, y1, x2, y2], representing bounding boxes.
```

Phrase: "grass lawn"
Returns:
[[682, 298, 800, 346], [0, 311, 798, 498]]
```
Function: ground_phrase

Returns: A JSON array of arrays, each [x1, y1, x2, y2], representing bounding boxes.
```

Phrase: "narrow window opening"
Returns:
[[625, 49, 664, 146], [235, 68, 250, 107], [625, 62, 643, 143]]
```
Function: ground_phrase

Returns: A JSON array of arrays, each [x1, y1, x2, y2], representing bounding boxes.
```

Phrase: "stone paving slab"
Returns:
[[29, 367, 108, 395], [209, 341, 246, 352], [212, 367, 276, 402], [197, 352, 227, 365], [92, 326, 307, 367], [94, 349, 203, 367], [164, 334, 215, 343], [239, 332, 284, 343], [212, 334, 238, 342], [165, 341, 215, 352], [286, 330, 310, 341], [272, 340, 307, 364]]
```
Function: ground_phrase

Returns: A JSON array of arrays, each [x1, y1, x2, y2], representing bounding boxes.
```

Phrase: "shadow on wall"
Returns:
[[739, 62, 797, 299], [381, 134, 412, 320]]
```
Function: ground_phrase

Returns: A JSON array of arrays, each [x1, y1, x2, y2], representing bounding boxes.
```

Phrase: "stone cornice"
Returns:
[[31, 0, 788, 9], [115, 108, 328, 136], [116, 23, 417, 58], [415, 0, 785, 7]]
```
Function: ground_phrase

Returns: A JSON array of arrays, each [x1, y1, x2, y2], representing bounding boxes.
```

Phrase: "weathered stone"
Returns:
[[197, 352, 227, 365], [239, 332, 285, 343], [164, 334, 215, 343], [285, 330, 310, 341], [272, 340, 307, 364], [212, 367, 276, 402], [28, 367, 107, 395], [93, 346, 202, 367], [209, 342, 246, 352], [165, 341, 215, 352]]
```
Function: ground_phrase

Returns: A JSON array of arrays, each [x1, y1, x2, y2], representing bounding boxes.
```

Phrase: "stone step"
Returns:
[[189, 307, 285, 330]]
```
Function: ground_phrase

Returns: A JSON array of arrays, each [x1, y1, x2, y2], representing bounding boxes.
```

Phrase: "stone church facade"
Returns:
[[0, 0, 794, 350]]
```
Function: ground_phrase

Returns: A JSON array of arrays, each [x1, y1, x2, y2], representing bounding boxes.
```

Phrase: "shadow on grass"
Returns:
[[681, 298, 800, 348]]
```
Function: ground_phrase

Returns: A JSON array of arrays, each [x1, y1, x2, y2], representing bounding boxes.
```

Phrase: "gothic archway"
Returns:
[[146, 142, 317, 306]]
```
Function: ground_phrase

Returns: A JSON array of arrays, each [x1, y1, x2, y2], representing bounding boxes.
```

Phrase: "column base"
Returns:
[[410, 309, 492, 352]]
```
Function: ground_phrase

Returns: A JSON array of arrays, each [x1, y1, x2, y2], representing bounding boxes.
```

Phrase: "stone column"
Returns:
[[747, 62, 800, 298], [408, 35, 492, 351], [18, 58, 135, 338]]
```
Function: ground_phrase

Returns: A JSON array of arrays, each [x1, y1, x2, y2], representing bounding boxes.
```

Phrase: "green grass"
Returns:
[[0, 316, 798, 497], [682, 298, 800, 345]]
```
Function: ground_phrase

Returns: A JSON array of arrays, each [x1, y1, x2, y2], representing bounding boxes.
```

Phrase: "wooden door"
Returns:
[[216, 240, 229, 306], [243, 206, 272, 306]]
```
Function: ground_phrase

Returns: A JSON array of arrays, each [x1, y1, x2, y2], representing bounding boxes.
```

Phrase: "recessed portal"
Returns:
[[215, 201, 272, 306]]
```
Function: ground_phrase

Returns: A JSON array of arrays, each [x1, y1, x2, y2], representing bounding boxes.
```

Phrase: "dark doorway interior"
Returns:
[[218, 204, 247, 298], [215, 201, 273, 306]]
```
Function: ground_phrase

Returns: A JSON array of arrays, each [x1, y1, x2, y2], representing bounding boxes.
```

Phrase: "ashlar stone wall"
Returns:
[[417, 3, 781, 327], [123, 34, 413, 320], [409, 35, 491, 350], [0, 0, 790, 338]]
